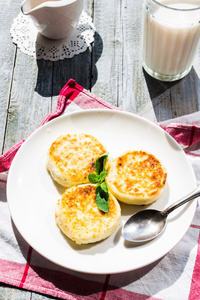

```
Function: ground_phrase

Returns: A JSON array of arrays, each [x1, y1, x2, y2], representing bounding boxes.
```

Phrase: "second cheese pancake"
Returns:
[[55, 184, 121, 245], [47, 133, 106, 187], [106, 151, 167, 205]]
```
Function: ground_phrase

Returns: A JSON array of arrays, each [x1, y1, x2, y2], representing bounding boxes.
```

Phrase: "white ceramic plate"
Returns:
[[7, 109, 197, 274]]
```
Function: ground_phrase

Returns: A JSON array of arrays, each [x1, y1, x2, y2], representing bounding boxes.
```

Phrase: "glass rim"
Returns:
[[151, 0, 200, 11]]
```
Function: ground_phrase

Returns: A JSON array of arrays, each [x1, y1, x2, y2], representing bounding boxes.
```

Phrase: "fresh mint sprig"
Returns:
[[88, 152, 109, 213]]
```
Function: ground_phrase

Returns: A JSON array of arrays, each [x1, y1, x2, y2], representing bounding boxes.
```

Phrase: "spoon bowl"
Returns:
[[122, 186, 200, 243], [122, 209, 166, 242]]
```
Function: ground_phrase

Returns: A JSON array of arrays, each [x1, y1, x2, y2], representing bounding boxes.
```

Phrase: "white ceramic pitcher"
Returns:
[[21, 0, 84, 40]]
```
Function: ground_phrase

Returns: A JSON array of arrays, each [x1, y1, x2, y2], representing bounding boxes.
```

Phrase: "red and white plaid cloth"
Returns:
[[0, 79, 200, 300]]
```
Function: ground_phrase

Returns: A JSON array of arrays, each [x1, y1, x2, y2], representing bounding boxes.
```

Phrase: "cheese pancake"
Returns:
[[106, 151, 167, 205], [55, 184, 121, 245], [47, 133, 106, 188]]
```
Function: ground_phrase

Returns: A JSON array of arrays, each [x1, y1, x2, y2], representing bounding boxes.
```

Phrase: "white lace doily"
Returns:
[[10, 11, 95, 61]]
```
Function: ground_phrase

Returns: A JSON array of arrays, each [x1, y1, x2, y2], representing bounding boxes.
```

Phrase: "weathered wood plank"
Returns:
[[31, 292, 58, 300], [91, 0, 122, 107], [0, 0, 20, 153], [171, 70, 199, 118], [51, 48, 93, 110], [0, 283, 59, 300], [91, 0, 156, 120], [51, 0, 94, 112], [4, 50, 52, 152], [0, 284, 31, 300]]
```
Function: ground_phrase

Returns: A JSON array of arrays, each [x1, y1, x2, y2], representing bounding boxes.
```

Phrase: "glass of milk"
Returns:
[[142, 0, 200, 81]]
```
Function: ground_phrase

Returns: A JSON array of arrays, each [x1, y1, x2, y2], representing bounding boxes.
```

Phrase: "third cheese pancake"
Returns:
[[106, 150, 167, 205], [47, 133, 107, 187], [55, 184, 121, 245]]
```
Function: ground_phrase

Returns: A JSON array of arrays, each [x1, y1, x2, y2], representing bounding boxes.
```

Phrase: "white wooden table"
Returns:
[[0, 0, 200, 299]]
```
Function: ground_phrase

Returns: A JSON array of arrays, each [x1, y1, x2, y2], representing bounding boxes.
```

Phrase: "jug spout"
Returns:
[[21, 0, 47, 14], [21, 0, 65, 14], [21, 0, 31, 15]]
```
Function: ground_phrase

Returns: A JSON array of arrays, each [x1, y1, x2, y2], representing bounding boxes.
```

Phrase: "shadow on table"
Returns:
[[35, 31, 103, 97], [143, 67, 200, 122]]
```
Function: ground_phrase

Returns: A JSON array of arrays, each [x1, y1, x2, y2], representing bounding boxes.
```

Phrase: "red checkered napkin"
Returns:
[[0, 79, 200, 300]]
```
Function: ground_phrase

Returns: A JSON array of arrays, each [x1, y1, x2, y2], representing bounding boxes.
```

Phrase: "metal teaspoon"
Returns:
[[122, 186, 200, 243]]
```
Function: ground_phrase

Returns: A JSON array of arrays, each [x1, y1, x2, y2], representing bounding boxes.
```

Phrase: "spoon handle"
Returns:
[[161, 185, 200, 217]]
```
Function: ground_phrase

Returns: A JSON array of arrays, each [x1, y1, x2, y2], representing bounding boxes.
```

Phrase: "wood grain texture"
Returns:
[[4, 50, 52, 151], [0, 0, 19, 153], [0, 284, 58, 300], [91, 0, 156, 120]]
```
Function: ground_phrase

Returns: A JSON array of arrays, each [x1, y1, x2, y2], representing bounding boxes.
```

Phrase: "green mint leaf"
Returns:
[[96, 196, 109, 213], [100, 170, 107, 182], [88, 173, 100, 184], [100, 181, 108, 193], [96, 184, 109, 212], [95, 152, 109, 175]]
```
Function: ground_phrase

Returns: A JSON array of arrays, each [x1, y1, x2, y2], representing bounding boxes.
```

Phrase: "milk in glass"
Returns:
[[142, 0, 200, 81]]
